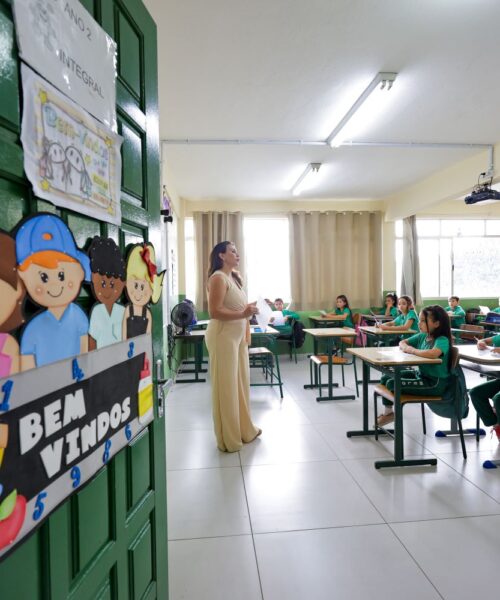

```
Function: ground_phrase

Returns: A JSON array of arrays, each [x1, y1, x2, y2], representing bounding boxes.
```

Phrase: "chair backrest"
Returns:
[[459, 324, 484, 341], [352, 312, 363, 326], [449, 345, 460, 369]]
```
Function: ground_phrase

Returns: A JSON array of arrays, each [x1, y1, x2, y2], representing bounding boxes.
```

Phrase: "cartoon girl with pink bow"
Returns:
[[123, 243, 165, 339]]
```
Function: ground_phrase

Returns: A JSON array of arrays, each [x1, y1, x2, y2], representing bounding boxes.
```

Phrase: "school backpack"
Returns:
[[426, 364, 469, 420], [292, 320, 306, 349]]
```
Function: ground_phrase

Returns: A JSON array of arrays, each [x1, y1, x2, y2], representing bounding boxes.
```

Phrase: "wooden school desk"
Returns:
[[346, 347, 442, 469], [303, 328, 357, 401], [309, 315, 345, 328], [359, 325, 417, 347], [458, 344, 500, 469]]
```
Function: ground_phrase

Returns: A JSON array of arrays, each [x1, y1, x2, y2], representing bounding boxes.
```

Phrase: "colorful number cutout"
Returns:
[[33, 491, 47, 521], [70, 466, 81, 489], [102, 439, 112, 463], [0, 380, 13, 411]]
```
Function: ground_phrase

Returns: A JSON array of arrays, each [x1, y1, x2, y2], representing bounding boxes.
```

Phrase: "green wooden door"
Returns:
[[0, 1, 168, 598]]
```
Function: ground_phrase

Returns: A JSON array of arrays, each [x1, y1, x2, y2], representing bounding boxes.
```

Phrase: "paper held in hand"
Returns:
[[255, 297, 273, 331]]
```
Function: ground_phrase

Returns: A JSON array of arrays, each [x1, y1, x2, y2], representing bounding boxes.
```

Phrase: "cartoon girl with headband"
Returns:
[[123, 243, 165, 339]]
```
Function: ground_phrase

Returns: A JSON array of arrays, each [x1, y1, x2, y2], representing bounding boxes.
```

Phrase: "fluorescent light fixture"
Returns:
[[291, 163, 322, 196], [326, 72, 397, 148]]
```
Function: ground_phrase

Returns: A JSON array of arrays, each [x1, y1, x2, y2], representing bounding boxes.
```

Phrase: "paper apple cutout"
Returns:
[[0, 489, 27, 550]]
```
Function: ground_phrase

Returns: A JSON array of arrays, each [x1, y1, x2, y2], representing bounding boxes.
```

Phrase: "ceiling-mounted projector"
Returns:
[[464, 175, 500, 205]]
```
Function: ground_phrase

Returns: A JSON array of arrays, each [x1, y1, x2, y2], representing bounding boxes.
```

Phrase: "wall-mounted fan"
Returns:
[[171, 301, 195, 335]]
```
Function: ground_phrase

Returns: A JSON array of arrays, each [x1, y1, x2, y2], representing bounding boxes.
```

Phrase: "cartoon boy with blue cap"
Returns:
[[15, 214, 90, 370]]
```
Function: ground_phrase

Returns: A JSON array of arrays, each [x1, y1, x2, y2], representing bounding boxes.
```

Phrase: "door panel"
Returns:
[[0, 0, 167, 597]]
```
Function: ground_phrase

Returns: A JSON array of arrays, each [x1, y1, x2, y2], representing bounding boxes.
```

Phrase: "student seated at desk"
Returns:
[[493, 298, 500, 314], [447, 295, 466, 328], [379, 295, 417, 332], [268, 297, 299, 335], [384, 292, 399, 318], [325, 294, 354, 328], [469, 335, 500, 441], [377, 305, 452, 426]]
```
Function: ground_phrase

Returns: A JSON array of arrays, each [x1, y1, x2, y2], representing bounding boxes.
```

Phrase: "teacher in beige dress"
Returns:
[[205, 241, 262, 452]]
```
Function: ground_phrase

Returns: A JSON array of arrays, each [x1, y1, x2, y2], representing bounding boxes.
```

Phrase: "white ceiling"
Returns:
[[144, 0, 500, 201]]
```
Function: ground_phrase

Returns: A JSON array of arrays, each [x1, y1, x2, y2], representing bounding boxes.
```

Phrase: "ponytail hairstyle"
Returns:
[[336, 294, 353, 323], [207, 241, 242, 288], [399, 295, 414, 314], [421, 304, 453, 369], [126, 243, 165, 304], [385, 292, 398, 307]]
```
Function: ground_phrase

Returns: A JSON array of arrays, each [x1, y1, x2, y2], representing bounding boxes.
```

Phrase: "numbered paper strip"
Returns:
[[0, 335, 154, 561], [20, 65, 123, 226], [13, 0, 117, 130]]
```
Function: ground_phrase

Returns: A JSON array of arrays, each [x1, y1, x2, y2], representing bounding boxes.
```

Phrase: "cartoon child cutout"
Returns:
[[0, 232, 26, 377], [123, 243, 165, 339], [15, 214, 91, 370], [88, 237, 126, 350]]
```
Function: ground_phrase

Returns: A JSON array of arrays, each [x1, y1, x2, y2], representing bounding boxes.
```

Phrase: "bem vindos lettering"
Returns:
[[18, 389, 131, 479]]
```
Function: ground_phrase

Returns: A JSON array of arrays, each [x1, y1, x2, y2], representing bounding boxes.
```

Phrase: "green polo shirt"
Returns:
[[335, 307, 353, 328], [406, 333, 450, 379], [273, 309, 300, 335], [388, 306, 399, 318], [448, 305, 466, 328], [493, 307, 500, 314], [394, 309, 418, 328], [493, 334, 500, 347]]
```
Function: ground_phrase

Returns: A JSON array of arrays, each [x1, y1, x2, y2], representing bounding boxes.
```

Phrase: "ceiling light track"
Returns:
[[162, 138, 492, 150]]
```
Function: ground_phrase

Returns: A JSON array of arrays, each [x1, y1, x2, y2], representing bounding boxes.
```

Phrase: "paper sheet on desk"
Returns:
[[270, 311, 286, 326], [255, 297, 273, 331]]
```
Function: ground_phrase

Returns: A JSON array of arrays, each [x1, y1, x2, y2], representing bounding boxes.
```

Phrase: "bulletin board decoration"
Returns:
[[20, 65, 123, 226], [0, 334, 154, 561], [13, 212, 91, 370], [13, 0, 118, 130], [123, 243, 165, 340], [88, 237, 126, 350]]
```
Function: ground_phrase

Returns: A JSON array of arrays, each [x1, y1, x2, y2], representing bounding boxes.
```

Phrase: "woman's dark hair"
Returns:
[[385, 292, 398, 306], [336, 294, 353, 322], [399, 295, 414, 313], [421, 304, 453, 369], [0, 230, 26, 333], [208, 241, 242, 287], [89, 236, 126, 280]]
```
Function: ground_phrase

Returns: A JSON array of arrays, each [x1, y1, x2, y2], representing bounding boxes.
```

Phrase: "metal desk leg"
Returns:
[[375, 368, 437, 469], [346, 362, 379, 436], [435, 417, 486, 439], [317, 337, 354, 402]]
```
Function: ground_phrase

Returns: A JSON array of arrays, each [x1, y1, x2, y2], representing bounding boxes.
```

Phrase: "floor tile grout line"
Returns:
[[238, 451, 266, 600], [386, 523, 446, 600]]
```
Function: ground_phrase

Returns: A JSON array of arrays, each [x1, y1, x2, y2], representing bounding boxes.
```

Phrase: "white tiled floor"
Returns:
[[166, 355, 500, 600]]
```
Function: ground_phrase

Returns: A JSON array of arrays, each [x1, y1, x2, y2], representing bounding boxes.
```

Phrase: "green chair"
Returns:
[[249, 334, 284, 398]]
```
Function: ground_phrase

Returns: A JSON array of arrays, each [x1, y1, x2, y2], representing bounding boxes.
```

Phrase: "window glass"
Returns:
[[416, 220, 440, 237], [244, 218, 291, 303], [439, 238, 452, 297], [441, 220, 484, 237], [453, 237, 500, 297], [184, 218, 196, 302], [418, 239, 440, 297]]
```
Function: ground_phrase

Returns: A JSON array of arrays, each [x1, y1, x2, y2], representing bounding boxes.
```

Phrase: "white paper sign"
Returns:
[[13, 0, 117, 130], [21, 65, 123, 225], [255, 297, 273, 331]]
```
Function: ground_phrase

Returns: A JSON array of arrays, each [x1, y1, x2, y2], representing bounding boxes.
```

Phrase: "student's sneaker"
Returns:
[[492, 424, 500, 441]]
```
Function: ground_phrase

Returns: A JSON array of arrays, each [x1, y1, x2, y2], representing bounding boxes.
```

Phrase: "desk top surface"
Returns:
[[304, 327, 356, 338], [348, 346, 442, 366], [250, 325, 279, 335], [457, 344, 500, 365], [363, 314, 393, 322], [174, 330, 206, 339], [309, 315, 345, 322], [359, 326, 418, 336]]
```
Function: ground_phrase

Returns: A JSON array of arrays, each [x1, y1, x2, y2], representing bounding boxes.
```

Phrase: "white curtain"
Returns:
[[193, 211, 244, 311], [288, 211, 383, 310], [400, 215, 422, 305]]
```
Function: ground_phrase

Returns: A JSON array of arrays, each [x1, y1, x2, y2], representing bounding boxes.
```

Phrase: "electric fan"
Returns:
[[171, 301, 195, 335]]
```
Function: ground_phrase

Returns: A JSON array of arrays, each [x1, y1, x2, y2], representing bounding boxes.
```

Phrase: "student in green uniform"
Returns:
[[377, 304, 452, 426], [326, 294, 354, 328], [269, 297, 300, 335], [384, 292, 399, 318], [469, 335, 500, 441], [379, 295, 418, 332], [493, 298, 500, 314], [447, 295, 466, 328]]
